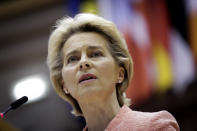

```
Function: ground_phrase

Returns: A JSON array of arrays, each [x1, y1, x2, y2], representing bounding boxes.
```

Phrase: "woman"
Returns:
[[47, 13, 179, 131]]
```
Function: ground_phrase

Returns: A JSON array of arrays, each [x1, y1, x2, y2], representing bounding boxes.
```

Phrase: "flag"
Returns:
[[187, 0, 197, 66], [144, 0, 173, 93], [170, 29, 195, 94]]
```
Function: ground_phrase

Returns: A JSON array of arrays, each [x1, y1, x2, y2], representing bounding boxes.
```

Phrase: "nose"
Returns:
[[80, 62, 90, 69], [79, 56, 92, 70]]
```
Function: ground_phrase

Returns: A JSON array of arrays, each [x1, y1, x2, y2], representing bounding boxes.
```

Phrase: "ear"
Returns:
[[117, 67, 125, 83], [61, 80, 69, 94]]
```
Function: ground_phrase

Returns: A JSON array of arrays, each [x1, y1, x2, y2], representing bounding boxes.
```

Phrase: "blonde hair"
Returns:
[[47, 13, 133, 116]]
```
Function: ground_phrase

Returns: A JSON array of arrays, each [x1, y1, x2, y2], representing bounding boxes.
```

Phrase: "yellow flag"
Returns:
[[80, 0, 98, 14], [189, 12, 197, 63], [153, 43, 173, 93]]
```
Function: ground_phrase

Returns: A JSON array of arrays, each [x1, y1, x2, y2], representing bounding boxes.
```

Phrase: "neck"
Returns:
[[79, 90, 121, 131]]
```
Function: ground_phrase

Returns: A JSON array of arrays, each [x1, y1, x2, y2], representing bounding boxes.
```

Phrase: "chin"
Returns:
[[78, 86, 112, 100]]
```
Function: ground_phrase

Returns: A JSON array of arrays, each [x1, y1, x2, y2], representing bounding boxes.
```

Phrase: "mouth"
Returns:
[[79, 73, 97, 83]]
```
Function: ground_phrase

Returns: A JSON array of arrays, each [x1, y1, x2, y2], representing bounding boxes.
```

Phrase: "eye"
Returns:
[[90, 51, 103, 58], [67, 56, 80, 64]]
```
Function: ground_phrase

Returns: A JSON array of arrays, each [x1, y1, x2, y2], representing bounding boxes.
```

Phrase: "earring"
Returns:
[[118, 79, 122, 83], [62, 80, 69, 94], [65, 89, 69, 94]]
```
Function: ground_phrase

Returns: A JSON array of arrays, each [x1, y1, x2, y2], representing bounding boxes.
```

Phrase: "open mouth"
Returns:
[[79, 73, 97, 83]]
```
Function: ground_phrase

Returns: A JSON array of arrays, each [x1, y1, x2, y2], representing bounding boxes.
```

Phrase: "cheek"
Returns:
[[62, 67, 77, 91], [97, 58, 118, 83]]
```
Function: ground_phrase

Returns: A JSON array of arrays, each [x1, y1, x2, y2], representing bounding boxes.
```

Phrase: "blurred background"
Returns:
[[0, 0, 197, 130]]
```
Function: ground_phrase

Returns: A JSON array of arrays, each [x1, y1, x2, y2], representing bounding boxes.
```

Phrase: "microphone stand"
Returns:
[[0, 106, 12, 118]]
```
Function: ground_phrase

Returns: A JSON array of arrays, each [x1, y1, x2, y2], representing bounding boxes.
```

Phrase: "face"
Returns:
[[61, 32, 124, 102]]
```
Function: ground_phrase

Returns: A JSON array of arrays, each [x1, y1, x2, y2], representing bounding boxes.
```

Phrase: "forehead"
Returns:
[[62, 32, 110, 54]]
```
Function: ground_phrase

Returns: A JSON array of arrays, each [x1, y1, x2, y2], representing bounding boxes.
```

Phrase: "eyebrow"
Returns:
[[88, 45, 103, 50], [65, 45, 104, 58]]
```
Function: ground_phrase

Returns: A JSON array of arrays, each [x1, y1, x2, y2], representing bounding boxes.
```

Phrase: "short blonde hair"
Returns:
[[47, 13, 133, 116]]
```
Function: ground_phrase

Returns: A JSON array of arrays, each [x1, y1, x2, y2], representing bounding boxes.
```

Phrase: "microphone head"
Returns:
[[10, 96, 28, 110]]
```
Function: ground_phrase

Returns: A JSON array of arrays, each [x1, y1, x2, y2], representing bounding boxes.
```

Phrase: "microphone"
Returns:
[[0, 96, 28, 118]]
